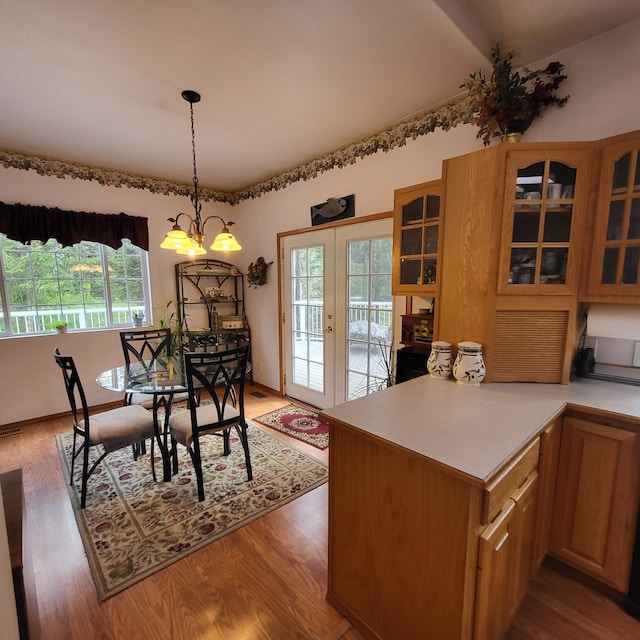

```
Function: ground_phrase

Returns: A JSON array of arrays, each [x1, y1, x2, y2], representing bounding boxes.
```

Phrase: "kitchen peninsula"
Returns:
[[320, 376, 640, 640]]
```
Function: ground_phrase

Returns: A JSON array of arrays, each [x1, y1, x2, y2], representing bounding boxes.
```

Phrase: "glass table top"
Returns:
[[96, 355, 251, 395], [96, 357, 187, 395]]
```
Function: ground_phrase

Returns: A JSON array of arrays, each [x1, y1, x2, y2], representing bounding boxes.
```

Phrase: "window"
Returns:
[[0, 235, 150, 335]]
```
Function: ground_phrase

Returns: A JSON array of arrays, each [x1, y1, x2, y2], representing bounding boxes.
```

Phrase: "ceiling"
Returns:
[[2, 0, 640, 195]]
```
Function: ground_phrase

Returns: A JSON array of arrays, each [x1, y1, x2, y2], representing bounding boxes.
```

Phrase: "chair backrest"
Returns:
[[183, 345, 249, 424], [120, 328, 171, 370], [53, 348, 90, 432]]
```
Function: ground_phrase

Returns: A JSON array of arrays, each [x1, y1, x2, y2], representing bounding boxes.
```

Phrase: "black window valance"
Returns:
[[0, 202, 149, 251]]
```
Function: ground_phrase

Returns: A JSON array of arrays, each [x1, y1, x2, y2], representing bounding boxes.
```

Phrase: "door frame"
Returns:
[[276, 211, 393, 399]]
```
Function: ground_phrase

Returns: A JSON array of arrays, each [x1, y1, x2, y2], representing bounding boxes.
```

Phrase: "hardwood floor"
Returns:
[[1, 384, 638, 639]]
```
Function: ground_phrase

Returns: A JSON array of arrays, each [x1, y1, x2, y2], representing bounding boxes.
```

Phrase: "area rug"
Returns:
[[252, 404, 329, 450], [56, 422, 327, 602]]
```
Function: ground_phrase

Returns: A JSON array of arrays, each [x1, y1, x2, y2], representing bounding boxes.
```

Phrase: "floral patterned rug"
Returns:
[[56, 422, 328, 601], [252, 404, 329, 450]]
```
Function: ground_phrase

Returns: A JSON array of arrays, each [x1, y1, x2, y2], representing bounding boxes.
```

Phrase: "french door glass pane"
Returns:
[[346, 237, 392, 400], [291, 247, 324, 392], [371, 238, 391, 272]]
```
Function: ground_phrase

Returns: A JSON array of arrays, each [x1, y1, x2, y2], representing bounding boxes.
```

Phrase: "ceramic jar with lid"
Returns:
[[427, 341, 452, 379], [452, 341, 486, 386]]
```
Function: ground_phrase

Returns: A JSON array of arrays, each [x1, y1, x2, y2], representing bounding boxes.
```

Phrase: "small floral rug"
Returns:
[[252, 404, 329, 450], [56, 422, 327, 601]]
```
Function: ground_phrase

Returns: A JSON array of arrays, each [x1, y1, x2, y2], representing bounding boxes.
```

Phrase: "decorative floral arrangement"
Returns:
[[247, 257, 272, 288], [462, 44, 569, 146]]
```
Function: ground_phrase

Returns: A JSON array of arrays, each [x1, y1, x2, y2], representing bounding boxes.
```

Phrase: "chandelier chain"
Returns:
[[189, 100, 201, 215]]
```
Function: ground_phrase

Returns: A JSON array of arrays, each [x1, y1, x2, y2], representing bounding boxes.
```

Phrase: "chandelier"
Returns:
[[160, 90, 241, 255]]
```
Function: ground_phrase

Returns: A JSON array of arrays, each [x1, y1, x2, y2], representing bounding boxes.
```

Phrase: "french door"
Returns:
[[282, 218, 393, 409]]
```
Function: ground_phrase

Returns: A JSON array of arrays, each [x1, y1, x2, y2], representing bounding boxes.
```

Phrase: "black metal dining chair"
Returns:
[[53, 348, 156, 509], [168, 345, 252, 502], [119, 328, 189, 460], [119, 328, 188, 407]]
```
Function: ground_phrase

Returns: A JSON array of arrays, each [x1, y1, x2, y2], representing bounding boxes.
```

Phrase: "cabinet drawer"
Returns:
[[482, 438, 540, 524]]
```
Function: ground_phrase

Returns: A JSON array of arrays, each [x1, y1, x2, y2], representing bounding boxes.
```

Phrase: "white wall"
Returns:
[[1, 20, 640, 425]]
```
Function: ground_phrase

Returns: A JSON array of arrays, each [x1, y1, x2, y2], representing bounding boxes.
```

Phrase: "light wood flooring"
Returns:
[[1, 384, 639, 639]]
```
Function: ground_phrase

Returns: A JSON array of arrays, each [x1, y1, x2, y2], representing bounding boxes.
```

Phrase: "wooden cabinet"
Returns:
[[475, 439, 540, 640], [585, 130, 640, 302], [474, 473, 538, 640], [550, 414, 640, 591], [326, 420, 483, 640], [499, 149, 590, 292], [392, 180, 442, 296], [325, 415, 544, 640], [400, 312, 434, 348], [438, 142, 592, 383]]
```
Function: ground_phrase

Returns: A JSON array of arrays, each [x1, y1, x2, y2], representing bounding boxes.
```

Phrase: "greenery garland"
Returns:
[[0, 92, 477, 205]]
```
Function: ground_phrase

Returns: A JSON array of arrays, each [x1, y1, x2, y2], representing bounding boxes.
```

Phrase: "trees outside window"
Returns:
[[0, 235, 150, 335]]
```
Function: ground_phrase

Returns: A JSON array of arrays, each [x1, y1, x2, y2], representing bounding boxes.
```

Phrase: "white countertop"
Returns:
[[320, 377, 640, 484]]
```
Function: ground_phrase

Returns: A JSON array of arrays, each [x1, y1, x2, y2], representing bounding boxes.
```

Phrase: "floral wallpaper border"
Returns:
[[0, 92, 478, 206]]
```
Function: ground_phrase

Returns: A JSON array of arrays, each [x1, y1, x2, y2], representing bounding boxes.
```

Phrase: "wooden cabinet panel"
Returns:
[[550, 416, 640, 591], [475, 499, 518, 640], [498, 149, 592, 293], [327, 422, 482, 640], [482, 437, 539, 525], [585, 130, 640, 302], [475, 473, 538, 640], [534, 417, 562, 569], [510, 473, 539, 617], [392, 180, 442, 296]]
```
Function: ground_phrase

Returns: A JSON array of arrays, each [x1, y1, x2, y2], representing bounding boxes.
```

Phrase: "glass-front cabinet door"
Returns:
[[392, 179, 442, 295], [586, 132, 640, 299], [499, 148, 590, 293]]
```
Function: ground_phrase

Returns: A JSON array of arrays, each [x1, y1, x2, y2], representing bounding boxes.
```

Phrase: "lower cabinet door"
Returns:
[[510, 473, 539, 618], [534, 418, 562, 569], [550, 416, 640, 591], [474, 499, 517, 640], [475, 473, 539, 640]]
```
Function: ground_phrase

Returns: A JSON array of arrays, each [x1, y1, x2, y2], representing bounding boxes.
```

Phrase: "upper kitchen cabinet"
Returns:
[[392, 179, 442, 296], [499, 149, 592, 293], [438, 142, 592, 384], [584, 130, 640, 302]]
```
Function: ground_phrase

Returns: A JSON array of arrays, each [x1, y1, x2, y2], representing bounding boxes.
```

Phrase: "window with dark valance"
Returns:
[[0, 201, 149, 251]]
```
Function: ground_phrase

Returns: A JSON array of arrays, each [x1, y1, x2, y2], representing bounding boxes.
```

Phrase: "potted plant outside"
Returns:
[[462, 44, 569, 146]]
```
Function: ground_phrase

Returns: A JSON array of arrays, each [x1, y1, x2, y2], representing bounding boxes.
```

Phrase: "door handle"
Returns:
[[325, 326, 333, 334]]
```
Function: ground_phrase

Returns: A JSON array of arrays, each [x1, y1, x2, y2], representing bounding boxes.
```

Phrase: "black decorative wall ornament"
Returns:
[[310, 194, 355, 226]]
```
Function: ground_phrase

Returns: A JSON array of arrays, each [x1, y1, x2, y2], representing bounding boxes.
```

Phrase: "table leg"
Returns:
[[152, 393, 175, 482]]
